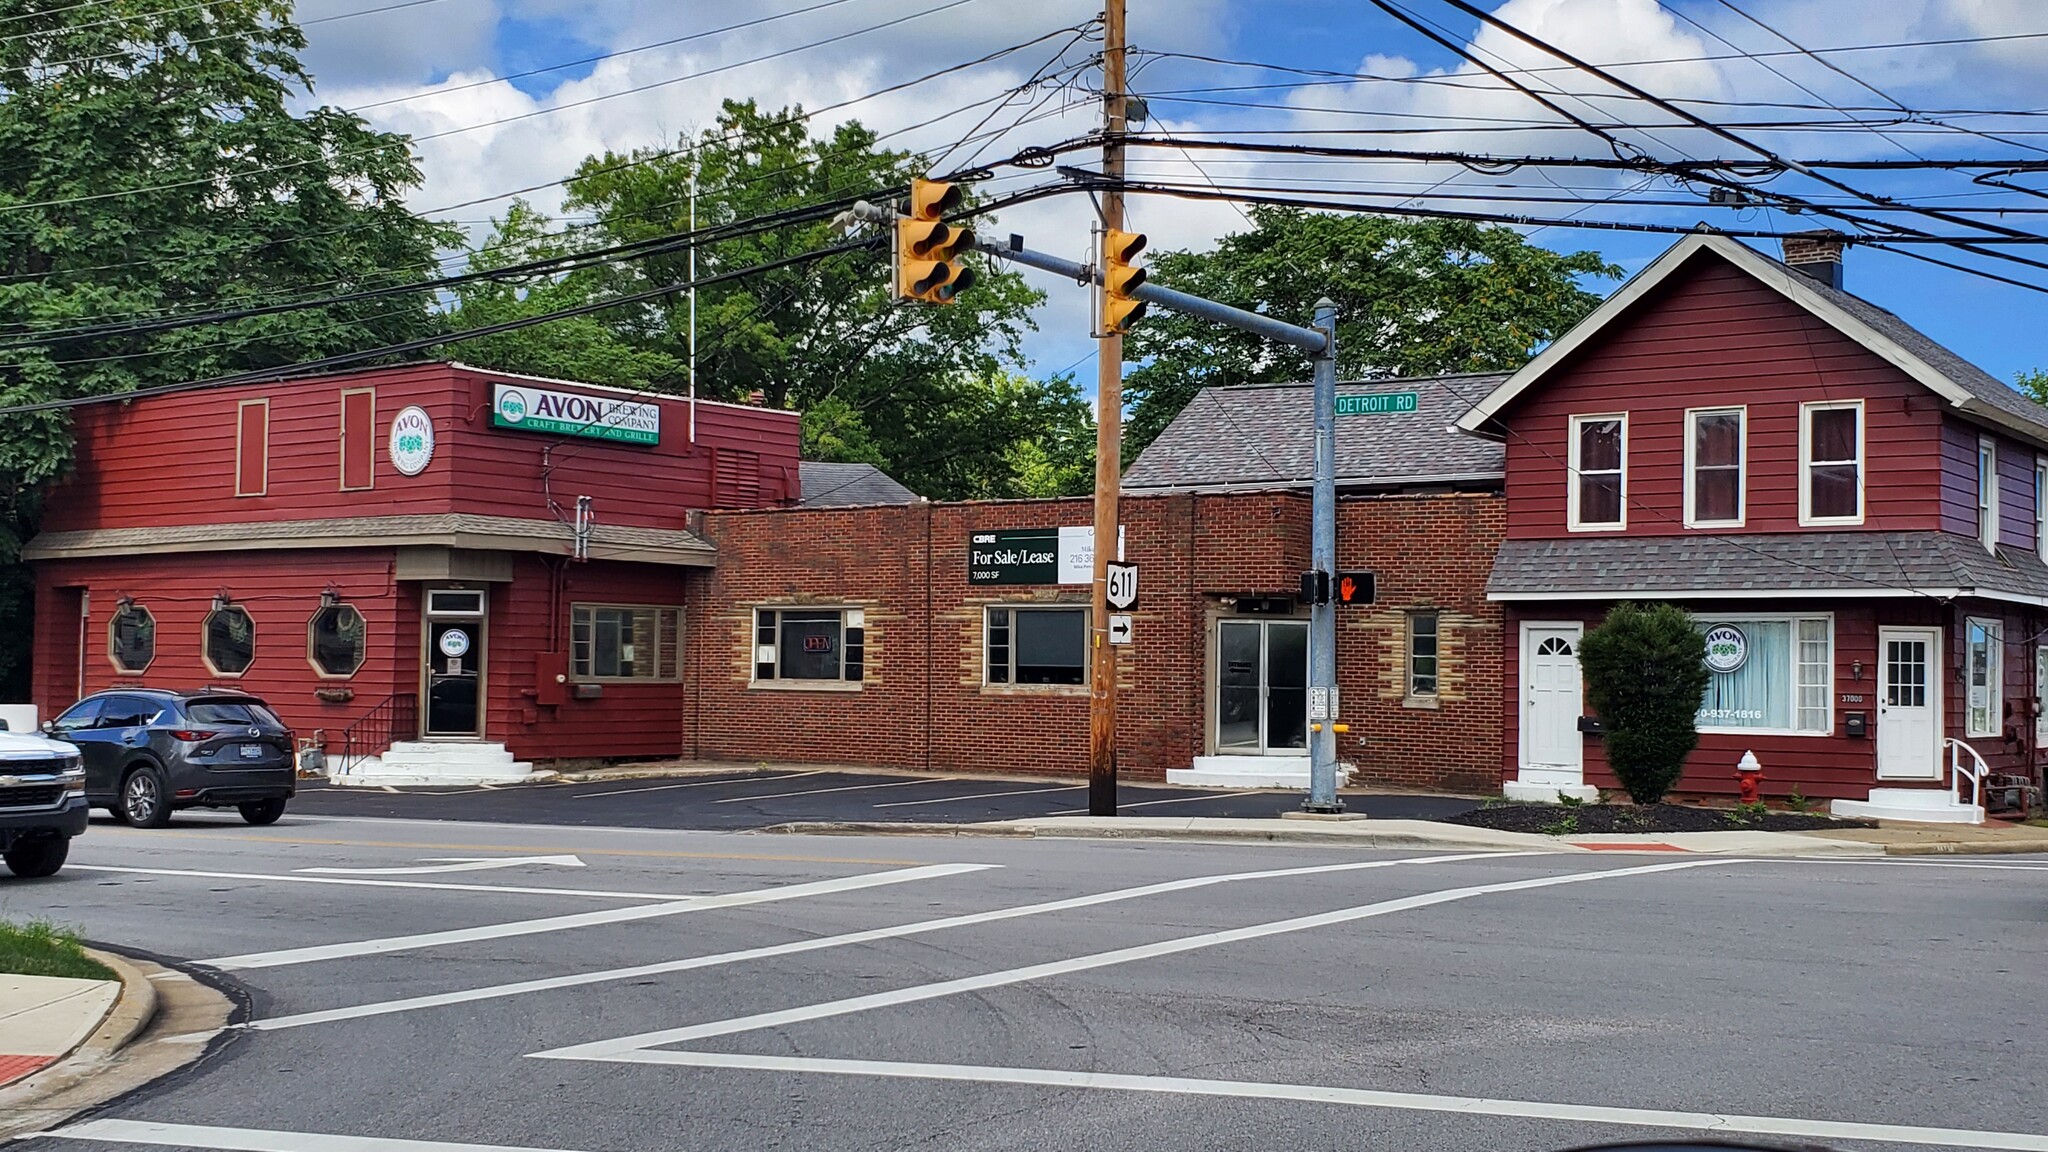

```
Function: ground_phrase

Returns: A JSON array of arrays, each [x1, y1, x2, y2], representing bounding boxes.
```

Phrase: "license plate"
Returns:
[[239, 744, 264, 760]]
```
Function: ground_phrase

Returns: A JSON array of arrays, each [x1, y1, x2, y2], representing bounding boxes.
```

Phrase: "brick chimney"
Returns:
[[1780, 229, 1846, 290], [746, 389, 766, 406]]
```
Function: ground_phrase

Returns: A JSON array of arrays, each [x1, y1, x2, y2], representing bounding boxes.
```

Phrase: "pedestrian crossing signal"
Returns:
[[1334, 571, 1376, 605]]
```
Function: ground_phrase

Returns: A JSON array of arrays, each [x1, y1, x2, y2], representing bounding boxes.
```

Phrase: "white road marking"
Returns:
[[610, 1052, 2048, 1152], [248, 852, 1520, 1031], [49, 1119, 594, 1152], [297, 854, 586, 876], [873, 784, 1085, 809], [534, 858, 1725, 1059], [1049, 789, 1264, 814], [713, 777, 936, 804], [202, 863, 994, 970], [1794, 858, 2048, 872], [68, 864, 772, 902], [573, 771, 819, 799]]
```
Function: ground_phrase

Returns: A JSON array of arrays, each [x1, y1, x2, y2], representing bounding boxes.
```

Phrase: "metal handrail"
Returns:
[[1944, 737, 1989, 811], [337, 693, 418, 776]]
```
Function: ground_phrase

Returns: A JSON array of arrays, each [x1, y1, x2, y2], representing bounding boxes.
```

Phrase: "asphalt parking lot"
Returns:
[[281, 768, 1480, 829], [8, 815, 2048, 1152]]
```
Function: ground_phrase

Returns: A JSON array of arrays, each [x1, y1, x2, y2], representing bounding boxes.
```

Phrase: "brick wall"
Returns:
[[687, 489, 1504, 790]]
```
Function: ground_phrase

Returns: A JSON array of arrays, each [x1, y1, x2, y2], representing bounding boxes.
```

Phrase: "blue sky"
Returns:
[[296, 0, 2048, 389]]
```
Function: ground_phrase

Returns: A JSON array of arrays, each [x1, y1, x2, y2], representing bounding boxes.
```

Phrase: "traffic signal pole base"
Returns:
[[1294, 802, 1351, 817], [1088, 765, 1117, 816]]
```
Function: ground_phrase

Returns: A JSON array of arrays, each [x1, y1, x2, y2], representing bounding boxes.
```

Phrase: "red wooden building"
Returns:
[[1459, 232, 2048, 821], [24, 362, 798, 781]]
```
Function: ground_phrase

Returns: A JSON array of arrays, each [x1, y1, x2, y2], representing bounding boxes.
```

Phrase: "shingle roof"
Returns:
[[1122, 373, 1507, 492], [1488, 531, 2048, 604], [798, 461, 921, 508]]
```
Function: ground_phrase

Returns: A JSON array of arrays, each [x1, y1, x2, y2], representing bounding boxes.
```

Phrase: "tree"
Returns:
[[0, 0, 454, 698], [2018, 368, 2048, 404], [1121, 207, 1619, 455], [1577, 602, 1712, 805], [453, 99, 1087, 500]]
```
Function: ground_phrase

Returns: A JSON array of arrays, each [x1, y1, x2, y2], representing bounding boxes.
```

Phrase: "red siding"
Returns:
[[30, 550, 410, 748], [41, 363, 801, 535], [1501, 257, 1947, 540]]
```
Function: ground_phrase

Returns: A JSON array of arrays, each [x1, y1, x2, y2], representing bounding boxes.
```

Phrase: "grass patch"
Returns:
[[0, 919, 115, 980]]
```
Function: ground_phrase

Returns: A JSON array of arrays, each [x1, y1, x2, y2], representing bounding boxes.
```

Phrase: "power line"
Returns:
[[0, 0, 990, 215]]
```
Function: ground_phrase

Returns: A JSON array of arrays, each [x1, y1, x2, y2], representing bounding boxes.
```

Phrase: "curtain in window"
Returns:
[[1699, 620, 1791, 729]]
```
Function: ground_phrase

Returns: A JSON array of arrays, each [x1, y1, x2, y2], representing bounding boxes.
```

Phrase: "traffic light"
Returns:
[[1099, 227, 1147, 335], [1334, 571, 1376, 605], [895, 178, 976, 303]]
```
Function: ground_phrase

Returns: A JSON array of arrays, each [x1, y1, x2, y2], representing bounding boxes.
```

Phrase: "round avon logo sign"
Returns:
[[389, 406, 436, 476], [1703, 623, 1748, 674]]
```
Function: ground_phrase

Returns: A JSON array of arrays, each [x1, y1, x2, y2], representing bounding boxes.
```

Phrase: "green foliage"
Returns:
[[1556, 791, 1585, 808], [1121, 207, 1619, 455], [1726, 800, 1770, 825], [449, 99, 1087, 500], [0, 919, 114, 980], [1785, 786, 1814, 813], [1538, 811, 1580, 837], [2018, 368, 2048, 405], [0, 0, 454, 698], [1578, 602, 1712, 805]]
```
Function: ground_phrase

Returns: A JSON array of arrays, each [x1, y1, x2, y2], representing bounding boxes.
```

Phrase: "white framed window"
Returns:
[[1694, 614, 1833, 736], [753, 608, 864, 684], [1966, 616, 2002, 738], [1684, 406, 1745, 528], [1799, 400, 1864, 525], [1979, 436, 2000, 550], [308, 603, 367, 679], [1567, 413, 1627, 531], [426, 589, 485, 616], [2035, 458, 2046, 560], [572, 604, 681, 682], [1408, 611, 1439, 697], [985, 606, 1088, 686]]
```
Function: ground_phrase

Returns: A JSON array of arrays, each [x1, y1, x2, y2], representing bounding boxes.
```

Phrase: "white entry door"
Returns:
[[1521, 623, 1585, 778], [1877, 626, 1940, 780]]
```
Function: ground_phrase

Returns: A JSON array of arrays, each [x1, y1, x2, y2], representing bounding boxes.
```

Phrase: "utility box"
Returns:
[[1844, 711, 1867, 738]]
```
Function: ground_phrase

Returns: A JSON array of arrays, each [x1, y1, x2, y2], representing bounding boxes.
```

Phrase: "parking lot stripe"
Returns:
[[200, 862, 995, 970], [615, 1052, 2048, 1152], [712, 777, 936, 804], [572, 771, 819, 799], [872, 785, 1085, 809], [534, 858, 1727, 1059], [248, 852, 1519, 1032], [1048, 790, 1263, 814], [50, 1119, 596, 1152]]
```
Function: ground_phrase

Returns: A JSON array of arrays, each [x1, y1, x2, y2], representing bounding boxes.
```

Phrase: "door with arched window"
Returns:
[[1521, 623, 1585, 777]]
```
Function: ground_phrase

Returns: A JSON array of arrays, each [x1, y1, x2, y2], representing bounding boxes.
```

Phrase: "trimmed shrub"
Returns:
[[1577, 602, 1711, 805]]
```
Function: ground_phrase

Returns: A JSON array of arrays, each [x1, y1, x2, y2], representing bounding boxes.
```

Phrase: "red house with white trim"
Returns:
[[1459, 231, 2048, 822]]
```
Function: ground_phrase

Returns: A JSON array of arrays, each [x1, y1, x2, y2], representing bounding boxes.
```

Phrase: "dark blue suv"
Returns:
[[46, 688, 296, 828]]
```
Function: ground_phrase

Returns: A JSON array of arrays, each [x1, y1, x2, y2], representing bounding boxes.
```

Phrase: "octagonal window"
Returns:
[[108, 604, 156, 674], [203, 606, 255, 676], [309, 604, 366, 678]]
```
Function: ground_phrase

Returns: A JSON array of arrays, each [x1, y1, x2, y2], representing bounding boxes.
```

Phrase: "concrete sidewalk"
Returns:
[[763, 815, 1888, 856], [0, 974, 119, 1085]]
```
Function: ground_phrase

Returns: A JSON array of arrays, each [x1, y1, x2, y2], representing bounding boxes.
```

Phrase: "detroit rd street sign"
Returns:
[[1333, 391, 1419, 416]]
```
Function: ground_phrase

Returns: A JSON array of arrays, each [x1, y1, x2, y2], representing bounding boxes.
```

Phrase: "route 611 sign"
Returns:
[[1105, 562, 1138, 610]]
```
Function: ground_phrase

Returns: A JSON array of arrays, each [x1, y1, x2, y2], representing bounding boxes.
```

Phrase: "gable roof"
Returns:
[[1122, 373, 1507, 493], [797, 461, 921, 508], [1453, 232, 2048, 447]]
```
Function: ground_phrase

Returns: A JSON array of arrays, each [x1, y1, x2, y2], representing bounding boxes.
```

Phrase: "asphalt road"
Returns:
[[283, 769, 1480, 828], [8, 811, 2048, 1152]]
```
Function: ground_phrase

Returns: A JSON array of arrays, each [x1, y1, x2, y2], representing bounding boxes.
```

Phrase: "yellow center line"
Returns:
[[144, 833, 929, 868]]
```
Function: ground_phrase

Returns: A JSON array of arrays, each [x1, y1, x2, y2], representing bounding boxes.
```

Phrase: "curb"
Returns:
[[756, 819, 1568, 852], [757, 821, 1036, 838], [79, 947, 159, 1060], [1879, 838, 2048, 856]]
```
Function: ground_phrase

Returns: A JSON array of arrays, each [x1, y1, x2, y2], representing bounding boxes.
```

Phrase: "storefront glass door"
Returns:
[[1216, 620, 1309, 755], [424, 589, 486, 738]]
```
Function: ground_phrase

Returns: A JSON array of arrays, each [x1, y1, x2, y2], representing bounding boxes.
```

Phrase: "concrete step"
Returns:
[[327, 741, 544, 788], [1831, 788, 1985, 825], [1168, 755, 1350, 790]]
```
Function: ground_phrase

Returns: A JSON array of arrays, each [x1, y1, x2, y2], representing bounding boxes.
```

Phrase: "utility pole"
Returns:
[[1305, 298, 1343, 813], [1088, 0, 1128, 817]]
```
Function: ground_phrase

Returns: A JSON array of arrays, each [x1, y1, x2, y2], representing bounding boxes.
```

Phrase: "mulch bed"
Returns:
[[1442, 802, 1874, 835]]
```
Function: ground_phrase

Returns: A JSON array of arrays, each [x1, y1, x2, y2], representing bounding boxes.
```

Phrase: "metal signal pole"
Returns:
[[1087, 0, 1127, 817]]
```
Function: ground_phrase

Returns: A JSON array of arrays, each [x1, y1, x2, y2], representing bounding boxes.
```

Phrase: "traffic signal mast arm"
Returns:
[[839, 200, 1327, 353]]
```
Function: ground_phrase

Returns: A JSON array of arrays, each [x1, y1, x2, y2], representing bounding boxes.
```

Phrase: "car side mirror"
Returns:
[[41, 720, 57, 734], [0, 718, 9, 731]]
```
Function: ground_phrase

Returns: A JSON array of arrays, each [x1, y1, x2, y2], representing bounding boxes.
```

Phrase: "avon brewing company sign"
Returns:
[[491, 382, 660, 445]]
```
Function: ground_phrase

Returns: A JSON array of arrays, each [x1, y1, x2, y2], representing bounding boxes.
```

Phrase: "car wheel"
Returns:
[[3, 836, 69, 878], [237, 798, 287, 826], [119, 765, 172, 828]]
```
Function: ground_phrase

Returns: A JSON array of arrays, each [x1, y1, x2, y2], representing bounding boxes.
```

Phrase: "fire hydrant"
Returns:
[[1736, 750, 1763, 804]]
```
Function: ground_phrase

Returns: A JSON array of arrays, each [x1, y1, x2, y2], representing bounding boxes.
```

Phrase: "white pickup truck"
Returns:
[[0, 721, 88, 878]]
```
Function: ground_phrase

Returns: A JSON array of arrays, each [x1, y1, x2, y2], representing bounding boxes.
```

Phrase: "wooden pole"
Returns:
[[1088, 0, 1126, 817]]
